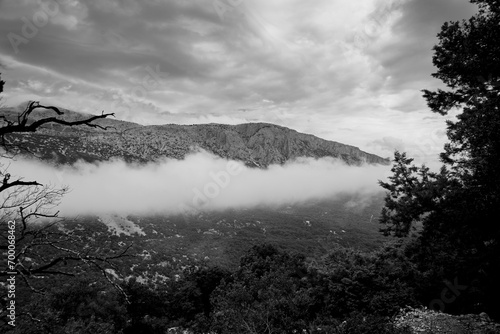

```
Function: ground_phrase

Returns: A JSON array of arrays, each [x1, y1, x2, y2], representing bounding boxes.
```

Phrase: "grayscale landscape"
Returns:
[[1, 1, 500, 333]]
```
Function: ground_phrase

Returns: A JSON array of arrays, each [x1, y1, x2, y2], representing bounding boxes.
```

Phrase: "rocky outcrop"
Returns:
[[394, 307, 500, 333], [1, 106, 389, 167]]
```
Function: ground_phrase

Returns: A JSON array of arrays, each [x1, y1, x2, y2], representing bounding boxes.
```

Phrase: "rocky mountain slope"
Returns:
[[1, 104, 389, 167]]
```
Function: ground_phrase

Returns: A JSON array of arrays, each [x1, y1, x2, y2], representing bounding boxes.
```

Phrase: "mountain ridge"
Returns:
[[0, 104, 390, 167]]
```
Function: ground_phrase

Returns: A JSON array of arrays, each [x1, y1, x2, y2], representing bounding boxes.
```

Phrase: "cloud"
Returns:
[[370, 136, 406, 153], [375, 0, 478, 91], [0, 0, 478, 166], [1, 151, 390, 217]]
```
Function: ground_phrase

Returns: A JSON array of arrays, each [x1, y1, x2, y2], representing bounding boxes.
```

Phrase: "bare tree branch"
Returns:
[[0, 177, 42, 193], [0, 101, 115, 140], [0, 99, 133, 310]]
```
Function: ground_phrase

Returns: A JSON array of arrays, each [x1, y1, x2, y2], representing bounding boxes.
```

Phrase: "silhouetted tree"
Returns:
[[380, 0, 500, 320], [0, 80, 131, 330]]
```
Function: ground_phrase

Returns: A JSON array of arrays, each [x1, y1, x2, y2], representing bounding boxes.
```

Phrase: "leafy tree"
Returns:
[[14, 276, 127, 334], [210, 244, 321, 333], [118, 265, 230, 333], [316, 242, 419, 320], [422, 0, 500, 241], [380, 0, 500, 320], [378, 152, 452, 237], [173, 266, 230, 331], [122, 278, 170, 334]]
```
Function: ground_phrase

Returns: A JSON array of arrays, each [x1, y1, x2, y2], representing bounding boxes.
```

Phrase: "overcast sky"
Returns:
[[0, 0, 477, 163]]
